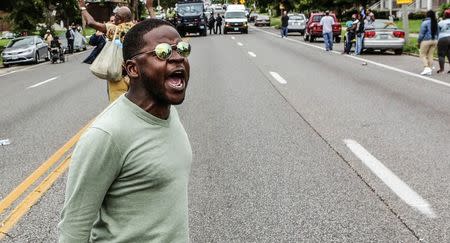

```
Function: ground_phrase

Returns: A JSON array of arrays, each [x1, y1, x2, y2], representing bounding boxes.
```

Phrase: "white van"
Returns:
[[226, 4, 245, 12], [224, 10, 248, 34]]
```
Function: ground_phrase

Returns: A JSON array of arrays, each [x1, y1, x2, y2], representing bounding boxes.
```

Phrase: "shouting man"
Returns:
[[58, 19, 193, 242]]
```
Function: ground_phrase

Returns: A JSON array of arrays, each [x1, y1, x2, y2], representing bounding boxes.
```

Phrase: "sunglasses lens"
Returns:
[[155, 43, 172, 60], [177, 42, 191, 57]]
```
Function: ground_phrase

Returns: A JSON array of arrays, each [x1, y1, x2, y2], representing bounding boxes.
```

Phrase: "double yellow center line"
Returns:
[[0, 122, 91, 239]]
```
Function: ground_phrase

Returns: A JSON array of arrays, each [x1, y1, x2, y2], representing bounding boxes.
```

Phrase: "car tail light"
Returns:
[[365, 31, 376, 38], [393, 31, 405, 38]]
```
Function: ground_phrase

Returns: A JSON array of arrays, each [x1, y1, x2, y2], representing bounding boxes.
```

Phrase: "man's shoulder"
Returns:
[[90, 98, 131, 135]]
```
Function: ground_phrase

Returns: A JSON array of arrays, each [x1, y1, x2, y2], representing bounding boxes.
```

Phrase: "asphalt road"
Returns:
[[0, 25, 449, 242]]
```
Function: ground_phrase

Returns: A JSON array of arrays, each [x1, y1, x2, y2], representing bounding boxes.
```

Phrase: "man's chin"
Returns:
[[170, 97, 185, 105]]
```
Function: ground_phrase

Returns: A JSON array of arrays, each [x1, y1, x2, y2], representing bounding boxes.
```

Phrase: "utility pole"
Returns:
[[397, 0, 412, 43]]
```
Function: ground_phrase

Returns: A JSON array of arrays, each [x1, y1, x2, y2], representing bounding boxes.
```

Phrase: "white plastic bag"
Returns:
[[89, 28, 123, 81]]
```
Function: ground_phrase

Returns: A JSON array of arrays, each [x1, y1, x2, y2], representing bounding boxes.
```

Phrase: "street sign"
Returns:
[[397, 0, 413, 4]]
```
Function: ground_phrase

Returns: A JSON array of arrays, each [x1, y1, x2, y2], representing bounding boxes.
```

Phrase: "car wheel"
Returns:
[[34, 53, 40, 64], [309, 36, 315, 43], [224, 30, 227, 34], [394, 49, 403, 55], [3, 64, 9, 68]]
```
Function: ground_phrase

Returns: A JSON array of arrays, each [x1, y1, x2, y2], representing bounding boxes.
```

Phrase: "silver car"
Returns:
[[1, 36, 49, 67], [363, 19, 405, 55], [254, 14, 270, 27], [287, 13, 306, 35]]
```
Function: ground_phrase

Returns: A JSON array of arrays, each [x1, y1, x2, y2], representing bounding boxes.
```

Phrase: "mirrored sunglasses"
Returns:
[[131, 42, 191, 61]]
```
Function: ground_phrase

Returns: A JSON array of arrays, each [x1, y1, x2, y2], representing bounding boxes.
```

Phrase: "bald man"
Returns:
[[77, 0, 154, 103]]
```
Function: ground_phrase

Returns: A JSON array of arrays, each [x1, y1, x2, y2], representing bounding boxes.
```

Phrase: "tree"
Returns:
[[9, 0, 44, 34]]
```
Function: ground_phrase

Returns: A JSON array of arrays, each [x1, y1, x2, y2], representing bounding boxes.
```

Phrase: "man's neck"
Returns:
[[125, 93, 171, 120]]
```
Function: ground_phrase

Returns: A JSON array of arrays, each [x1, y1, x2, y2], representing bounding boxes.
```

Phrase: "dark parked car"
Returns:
[[1, 36, 49, 67], [58, 31, 87, 53], [303, 13, 341, 43]]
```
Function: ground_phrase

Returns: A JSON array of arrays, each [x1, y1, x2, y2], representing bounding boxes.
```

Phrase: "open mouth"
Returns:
[[167, 69, 186, 91]]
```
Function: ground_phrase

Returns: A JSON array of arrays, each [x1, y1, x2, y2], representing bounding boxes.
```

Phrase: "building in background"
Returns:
[[370, 0, 450, 14]]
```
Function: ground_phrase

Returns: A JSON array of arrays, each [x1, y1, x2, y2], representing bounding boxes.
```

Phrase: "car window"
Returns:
[[177, 3, 203, 16], [225, 11, 246, 18], [312, 15, 324, 22], [290, 16, 305, 20], [7, 38, 34, 47], [373, 20, 397, 29], [36, 38, 43, 44]]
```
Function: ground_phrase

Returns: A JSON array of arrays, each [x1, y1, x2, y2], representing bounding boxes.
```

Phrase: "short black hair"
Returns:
[[123, 18, 174, 61]]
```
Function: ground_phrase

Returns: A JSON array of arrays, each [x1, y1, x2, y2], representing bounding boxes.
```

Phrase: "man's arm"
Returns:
[[146, 0, 156, 18], [58, 128, 122, 242], [78, 0, 107, 33]]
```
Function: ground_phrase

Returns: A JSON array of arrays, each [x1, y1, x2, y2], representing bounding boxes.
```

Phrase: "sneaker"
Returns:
[[420, 67, 432, 76]]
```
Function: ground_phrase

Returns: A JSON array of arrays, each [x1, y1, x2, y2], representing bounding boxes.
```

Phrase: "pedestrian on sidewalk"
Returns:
[[208, 14, 215, 35], [418, 10, 439, 76], [43, 30, 53, 46], [215, 13, 223, 34], [343, 14, 358, 54], [281, 11, 289, 38], [320, 10, 334, 51], [437, 9, 450, 74], [65, 25, 75, 54], [355, 14, 365, 55], [58, 18, 193, 242]]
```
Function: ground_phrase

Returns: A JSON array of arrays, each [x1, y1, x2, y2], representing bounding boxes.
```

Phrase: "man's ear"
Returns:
[[124, 59, 139, 79]]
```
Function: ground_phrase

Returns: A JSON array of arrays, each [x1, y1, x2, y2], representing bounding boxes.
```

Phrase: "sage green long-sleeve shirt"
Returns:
[[58, 95, 192, 242]]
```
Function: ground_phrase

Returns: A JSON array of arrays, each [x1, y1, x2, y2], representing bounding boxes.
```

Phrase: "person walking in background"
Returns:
[[65, 25, 75, 54], [437, 9, 450, 74], [43, 30, 53, 46], [280, 11, 289, 38], [215, 13, 222, 34], [343, 14, 358, 54], [320, 10, 334, 51], [365, 9, 375, 29], [355, 14, 365, 55], [418, 10, 439, 76], [208, 14, 215, 35]]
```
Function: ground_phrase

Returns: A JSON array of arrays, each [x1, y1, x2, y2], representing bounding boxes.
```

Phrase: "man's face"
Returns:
[[114, 13, 122, 25], [135, 25, 190, 105]]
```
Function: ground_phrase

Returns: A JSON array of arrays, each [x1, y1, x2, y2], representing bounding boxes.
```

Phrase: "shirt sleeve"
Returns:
[[58, 127, 122, 243], [418, 21, 427, 42]]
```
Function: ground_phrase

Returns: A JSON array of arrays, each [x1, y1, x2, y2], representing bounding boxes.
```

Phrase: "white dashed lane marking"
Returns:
[[344, 139, 437, 218], [269, 71, 287, 84], [27, 76, 58, 89]]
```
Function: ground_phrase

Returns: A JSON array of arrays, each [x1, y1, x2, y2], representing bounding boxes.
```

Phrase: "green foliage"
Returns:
[[9, 0, 44, 34], [395, 19, 422, 33], [403, 38, 419, 54]]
